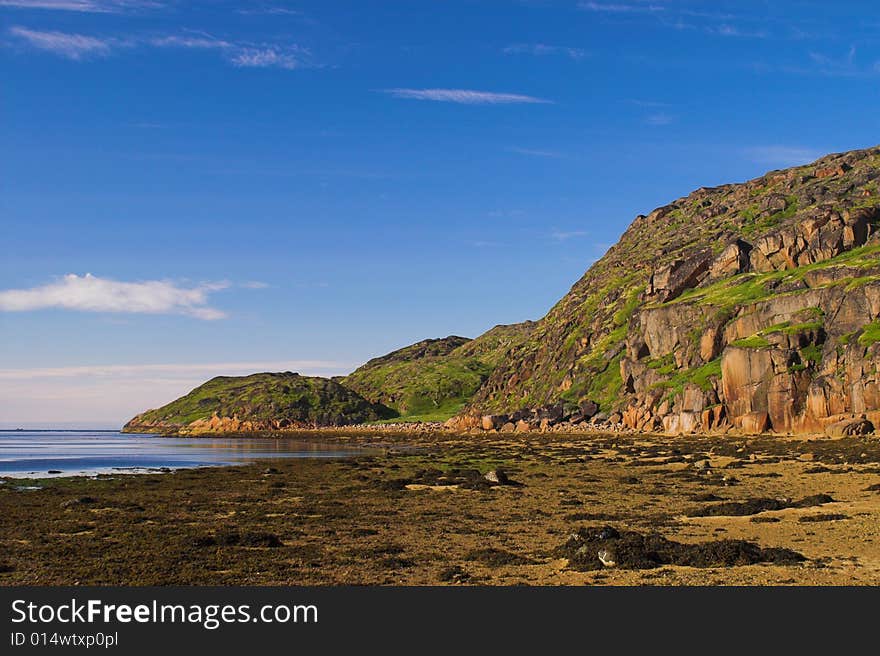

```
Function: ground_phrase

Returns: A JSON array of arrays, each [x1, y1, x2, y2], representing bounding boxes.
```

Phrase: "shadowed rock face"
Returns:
[[457, 144, 880, 435]]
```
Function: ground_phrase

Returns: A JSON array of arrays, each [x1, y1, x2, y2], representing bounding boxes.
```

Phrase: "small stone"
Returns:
[[484, 469, 509, 485], [598, 548, 617, 567], [797, 453, 814, 462]]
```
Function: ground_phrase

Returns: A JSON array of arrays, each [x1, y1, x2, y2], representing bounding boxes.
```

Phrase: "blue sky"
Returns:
[[1, 0, 879, 426]]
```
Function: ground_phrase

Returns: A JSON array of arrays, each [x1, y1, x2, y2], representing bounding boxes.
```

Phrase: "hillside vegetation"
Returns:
[[455, 145, 880, 436], [342, 324, 535, 422], [127, 146, 880, 436], [123, 372, 393, 434]]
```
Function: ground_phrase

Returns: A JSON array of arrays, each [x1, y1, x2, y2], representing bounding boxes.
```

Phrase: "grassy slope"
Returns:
[[342, 324, 535, 422], [127, 372, 393, 429]]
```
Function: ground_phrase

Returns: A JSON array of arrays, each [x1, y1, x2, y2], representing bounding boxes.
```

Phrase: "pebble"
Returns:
[[598, 549, 617, 567]]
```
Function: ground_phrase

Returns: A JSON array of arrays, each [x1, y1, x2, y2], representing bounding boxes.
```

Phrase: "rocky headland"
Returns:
[[126, 145, 880, 438]]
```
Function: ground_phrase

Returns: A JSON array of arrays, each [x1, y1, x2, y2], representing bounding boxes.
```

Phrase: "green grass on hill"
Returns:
[[343, 324, 534, 422], [128, 372, 393, 429]]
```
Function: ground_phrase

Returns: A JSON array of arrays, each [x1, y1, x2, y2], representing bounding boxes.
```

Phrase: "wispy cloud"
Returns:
[[150, 33, 310, 69], [579, 2, 665, 13], [753, 46, 878, 78], [630, 99, 671, 107], [8, 26, 120, 59], [743, 145, 822, 168], [0, 274, 231, 320], [237, 5, 303, 17], [806, 45, 868, 77], [380, 88, 552, 105], [507, 146, 563, 158], [487, 209, 525, 218], [503, 43, 586, 60], [0, 359, 357, 425], [551, 230, 590, 241], [0, 361, 355, 381], [148, 34, 232, 50], [229, 46, 305, 69], [644, 113, 673, 125], [9, 26, 313, 69], [581, 2, 773, 39], [0, 0, 160, 12], [714, 24, 767, 39]]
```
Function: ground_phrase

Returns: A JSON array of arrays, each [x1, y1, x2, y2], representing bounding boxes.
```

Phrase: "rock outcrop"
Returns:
[[125, 145, 880, 437], [460, 145, 880, 436]]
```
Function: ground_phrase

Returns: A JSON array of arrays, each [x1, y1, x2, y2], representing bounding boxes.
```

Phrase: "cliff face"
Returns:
[[125, 145, 880, 437], [123, 372, 393, 434], [459, 145, 880, 435]]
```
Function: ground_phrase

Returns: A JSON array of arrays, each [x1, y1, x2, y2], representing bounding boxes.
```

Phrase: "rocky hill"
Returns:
[[451, 145, 880, 436], [341, 323, 534, 421], [123, 372, 393, 434], [123, 324, 534, 433], [125, 145, 880, 437]]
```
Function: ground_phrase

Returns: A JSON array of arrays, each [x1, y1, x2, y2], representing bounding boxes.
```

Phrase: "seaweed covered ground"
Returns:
[[2, 431, 880, 585]]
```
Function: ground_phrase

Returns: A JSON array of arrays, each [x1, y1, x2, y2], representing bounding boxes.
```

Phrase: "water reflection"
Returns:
[[0, 430, 367, 478]]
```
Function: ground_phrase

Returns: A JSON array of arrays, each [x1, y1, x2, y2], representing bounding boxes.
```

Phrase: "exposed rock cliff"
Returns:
[[458, 145, 880, 435], [126, 145, 880, 437]]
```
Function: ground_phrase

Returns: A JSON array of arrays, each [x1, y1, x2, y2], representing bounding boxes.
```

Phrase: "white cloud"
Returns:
[[0, 0, 160, 12], [8, 26, 118, 59], [503, 43, 586, 60], [743, 145, 822, 168], [644, 113, 673, 125], [0, 274, 230, 320], [715, 24, 767, 38], [149, 34, 232, 50], [230, 47, 303, 70], [507, 146, 563, 158], [380, 88, 552, 105], [630, 99, 671, 107], [579, 2, 665, 13], [10, 26, 312, 69], [551, 230, 590, 241], [237, 6, 303, 17]]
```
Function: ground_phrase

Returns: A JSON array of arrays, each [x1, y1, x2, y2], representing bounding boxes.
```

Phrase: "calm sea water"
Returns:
[[0, 430, 366, 478]]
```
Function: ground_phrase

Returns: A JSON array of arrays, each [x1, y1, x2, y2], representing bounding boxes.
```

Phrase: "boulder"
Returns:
[[709, 240, 751, 279], [815, 164, 849, 178], [481, 415, 507, 431], [578, 400, 599, 419], [484, 469, 509, 484], [647, 251, 712, 302], [825, 417, 875, 437]]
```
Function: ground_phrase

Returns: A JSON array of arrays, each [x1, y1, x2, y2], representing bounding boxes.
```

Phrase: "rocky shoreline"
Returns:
[[125, 405, 878, 440], [3, 429, 880, 585]]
